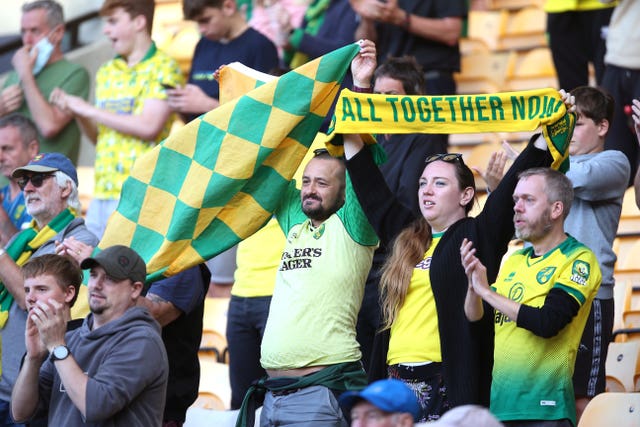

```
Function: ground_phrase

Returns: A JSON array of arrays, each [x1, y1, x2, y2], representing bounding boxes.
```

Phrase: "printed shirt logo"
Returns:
[[415, 256, 431, 270], [311, 223, 325, 240], [495, 283, 524, 326], [508, 283, 525, 302], [279, 247, 322, 271], [570, 260, 590, 286], [536, 266, 556, 284]]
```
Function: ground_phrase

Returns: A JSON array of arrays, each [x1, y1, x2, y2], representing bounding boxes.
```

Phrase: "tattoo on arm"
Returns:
[[146, 293, 168, 304]]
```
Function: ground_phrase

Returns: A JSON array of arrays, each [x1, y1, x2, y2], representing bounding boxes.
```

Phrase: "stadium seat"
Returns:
[[200, 329, 229, 363], [466, 9, 509, 51], [203, 297, 230, 336], [455, 51, 515, 94], [500, 6, 547, 51], [605, 342, 640, 392], [578, 392, 640, 427], [618, 187, 640, 235], [198, 355, 231, 409], [192, 391, 226, 410], [504, 47, 558, 91], [613, 280, 632, 336]]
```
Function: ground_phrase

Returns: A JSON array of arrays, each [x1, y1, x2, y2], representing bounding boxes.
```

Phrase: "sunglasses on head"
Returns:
[[16, 173, 56, 191], [425, 153, 464, 164], [313, 148, 330, 157]]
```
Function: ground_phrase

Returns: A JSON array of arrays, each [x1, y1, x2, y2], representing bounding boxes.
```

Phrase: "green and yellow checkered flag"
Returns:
[[99, 43, 360, 281]]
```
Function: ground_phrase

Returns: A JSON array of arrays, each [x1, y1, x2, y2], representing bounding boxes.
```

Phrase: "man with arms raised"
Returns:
[[237, 146, 378, 426]]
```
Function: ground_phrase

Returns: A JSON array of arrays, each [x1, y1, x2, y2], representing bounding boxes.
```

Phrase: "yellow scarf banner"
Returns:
[[331, 87, 575, 171], [334, 88, 566, 134]]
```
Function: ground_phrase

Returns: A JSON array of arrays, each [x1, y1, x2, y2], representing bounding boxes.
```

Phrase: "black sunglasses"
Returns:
[[16, 173, 56, 190], [313, 148, 329, 157], [425, 153, 464, 164]]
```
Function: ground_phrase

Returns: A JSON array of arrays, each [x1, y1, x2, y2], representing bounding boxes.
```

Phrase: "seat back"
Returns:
[[578, 392, 640, 427], [605, 342, 640, 392]]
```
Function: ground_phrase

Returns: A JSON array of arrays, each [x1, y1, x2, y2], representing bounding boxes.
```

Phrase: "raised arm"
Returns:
[[11, 46, 89, 138]]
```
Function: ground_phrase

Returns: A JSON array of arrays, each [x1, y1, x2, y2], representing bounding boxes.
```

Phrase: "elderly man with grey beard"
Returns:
[[0, 152, 97, 426]]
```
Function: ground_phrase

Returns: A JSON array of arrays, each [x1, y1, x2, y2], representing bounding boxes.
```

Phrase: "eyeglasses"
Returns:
[[313, 148, 329, 157], [16, 173, 55, 190], [425, 153, 464, 164]]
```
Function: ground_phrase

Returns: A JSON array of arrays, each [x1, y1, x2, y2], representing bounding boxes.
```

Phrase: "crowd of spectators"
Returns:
[[0, 0, 639, 426]]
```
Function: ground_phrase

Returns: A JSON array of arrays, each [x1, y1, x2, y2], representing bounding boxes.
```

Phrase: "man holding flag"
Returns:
[[91, 36, 575, 423]]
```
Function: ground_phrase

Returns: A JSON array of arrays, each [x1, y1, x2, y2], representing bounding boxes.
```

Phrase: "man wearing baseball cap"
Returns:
[[0, 151, 96, 425], [340, 379, 420, 427], [11, 245, 169, 426]]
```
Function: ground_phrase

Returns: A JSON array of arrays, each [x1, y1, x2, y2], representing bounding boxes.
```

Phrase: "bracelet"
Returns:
[[403, 11, 411, 31], [352, 85, 373, 93]]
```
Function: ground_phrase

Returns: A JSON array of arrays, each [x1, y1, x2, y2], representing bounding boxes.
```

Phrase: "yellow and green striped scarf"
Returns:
[[284, 0, 331, 68], [0, 208, 76, 328], [330, 88, 575, 171]]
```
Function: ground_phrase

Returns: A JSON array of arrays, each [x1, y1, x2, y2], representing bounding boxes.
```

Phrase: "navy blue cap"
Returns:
[[339, 379, 420, 421], [12, 152, 78, 186]]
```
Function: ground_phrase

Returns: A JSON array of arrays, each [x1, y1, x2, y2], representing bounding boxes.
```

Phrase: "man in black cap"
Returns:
[[0, 151, 96, 426], [11, 245, 169, 426]]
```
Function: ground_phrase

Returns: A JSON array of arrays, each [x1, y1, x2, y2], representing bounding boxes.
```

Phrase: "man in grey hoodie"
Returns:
[[10, 245, 168, 426]]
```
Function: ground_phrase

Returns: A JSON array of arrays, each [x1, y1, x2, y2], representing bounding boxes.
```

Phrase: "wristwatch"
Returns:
[[49, 345, 70, 362]]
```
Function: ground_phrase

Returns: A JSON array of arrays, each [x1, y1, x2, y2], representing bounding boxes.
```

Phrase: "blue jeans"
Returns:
[[226, 295, 272, 409], [0, 399, 25, 427]]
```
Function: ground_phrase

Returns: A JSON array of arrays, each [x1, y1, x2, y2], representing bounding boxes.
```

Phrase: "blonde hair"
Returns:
[[379, 217, 432, 330]]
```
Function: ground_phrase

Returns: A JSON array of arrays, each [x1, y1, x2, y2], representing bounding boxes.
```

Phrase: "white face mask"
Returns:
[[31, 35, 54, 75]]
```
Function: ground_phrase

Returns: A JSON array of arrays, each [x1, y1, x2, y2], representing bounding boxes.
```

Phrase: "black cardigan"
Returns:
[[346, 137, 552, 407]]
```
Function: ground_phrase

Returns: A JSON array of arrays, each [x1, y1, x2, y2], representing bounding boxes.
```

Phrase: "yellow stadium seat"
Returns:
[[200, 329, 229, 363], [199, 355, 231, 409], [618, 187, 640, 235], [623, 311, 640, 341], [192, 391, 227, 410], [455, 51, 516, 94], [605, 342, 640, 393], [500, 6, 548, 51], [613, 235, 640, 272], [505, 47, 558, 91], [613, 280, 632, 337], [466, 10, 509, 51], [578, 392, 640, 427], [203, 297, 230, 336]]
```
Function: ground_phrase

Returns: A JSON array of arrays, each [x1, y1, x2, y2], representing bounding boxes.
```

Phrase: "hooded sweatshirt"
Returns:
[[35, 306, 168, 427]]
